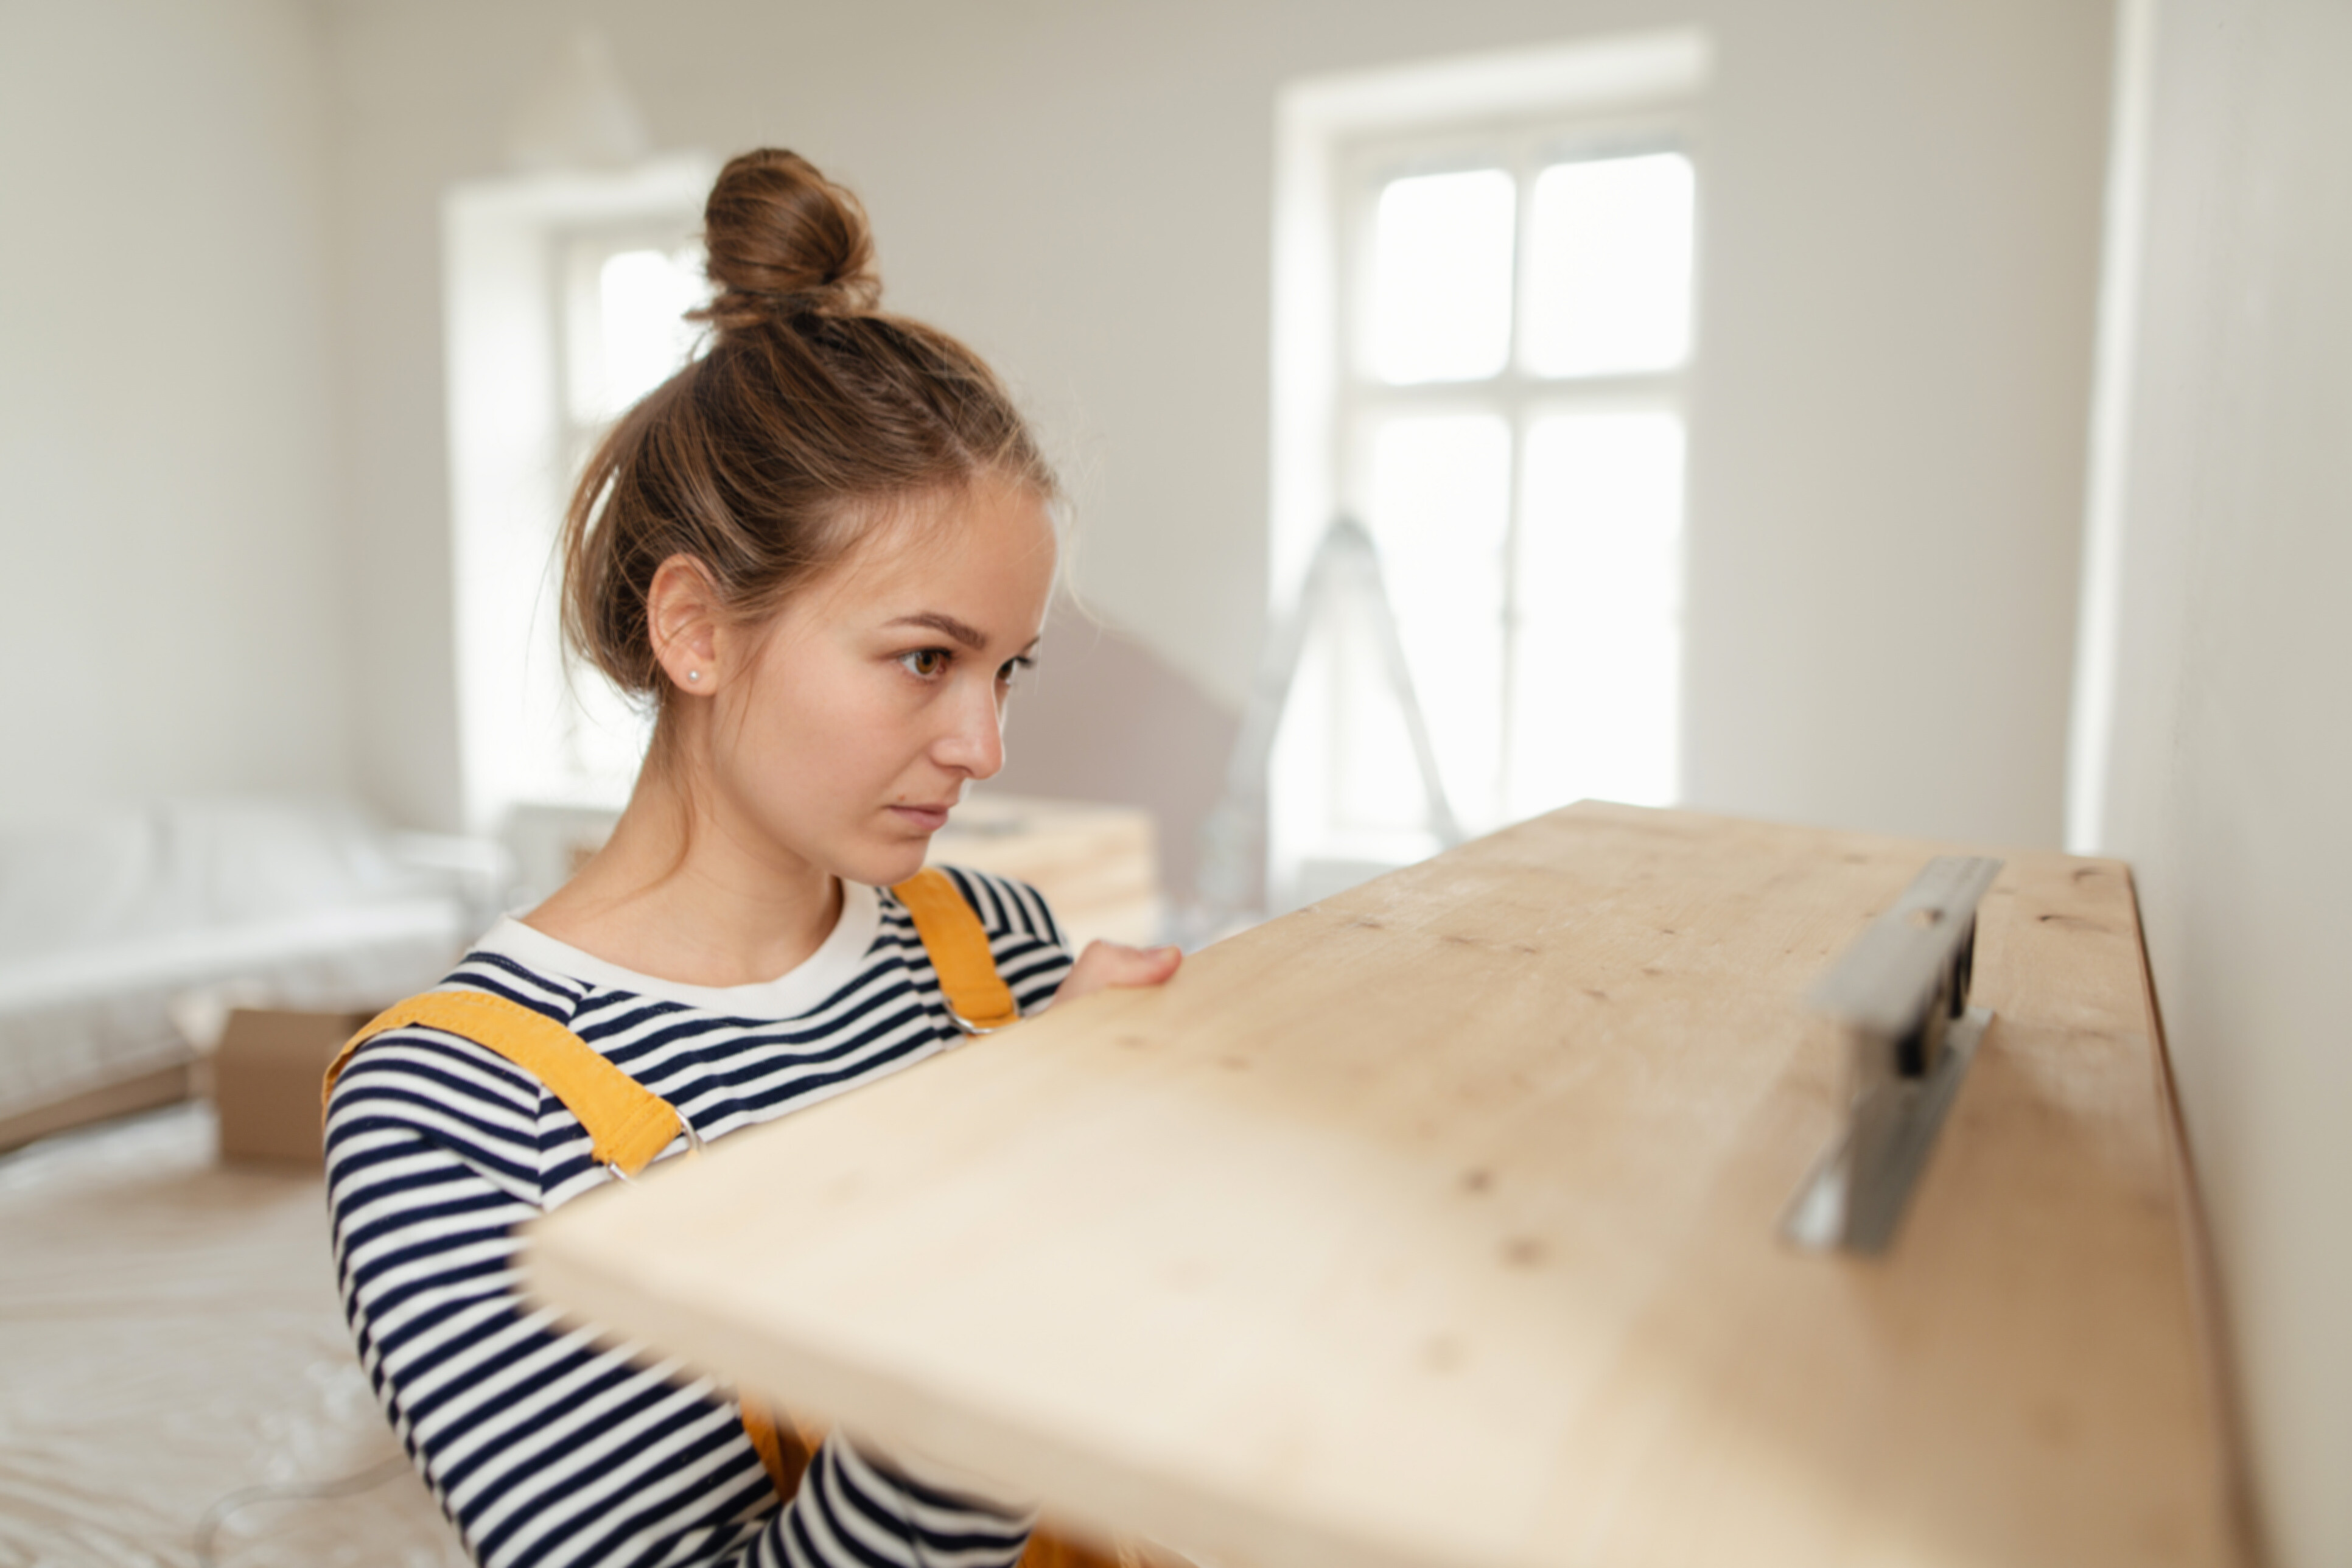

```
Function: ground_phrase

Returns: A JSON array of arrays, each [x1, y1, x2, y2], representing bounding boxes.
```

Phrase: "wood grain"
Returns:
[[523, 803, 2241, 1568]]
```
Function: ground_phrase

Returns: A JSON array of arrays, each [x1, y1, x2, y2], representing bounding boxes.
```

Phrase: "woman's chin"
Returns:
[[837, 836, 933, 890]]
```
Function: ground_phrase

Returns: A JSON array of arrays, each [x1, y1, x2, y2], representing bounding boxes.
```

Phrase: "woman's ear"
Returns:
[[647, 555, 725, 695]]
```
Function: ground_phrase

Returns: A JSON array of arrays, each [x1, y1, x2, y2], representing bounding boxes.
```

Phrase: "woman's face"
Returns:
[[704, 477, 1058, 890]]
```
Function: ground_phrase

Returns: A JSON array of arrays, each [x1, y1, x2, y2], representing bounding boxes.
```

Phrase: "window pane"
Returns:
[[1521, 153, 1694, 378], [598, 248, 705, 412], [1335, 413, 1512, 833], [1370, 170, 1515, 385], [567, 244, 704, 424], [1508, 410, 1683, 816]]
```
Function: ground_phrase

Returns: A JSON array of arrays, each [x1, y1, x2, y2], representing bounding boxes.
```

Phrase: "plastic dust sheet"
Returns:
[[0, 1104, 464, 1567]]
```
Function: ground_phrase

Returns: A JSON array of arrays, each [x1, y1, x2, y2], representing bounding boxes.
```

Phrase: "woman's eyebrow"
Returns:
[[886, 611, 987, 649]]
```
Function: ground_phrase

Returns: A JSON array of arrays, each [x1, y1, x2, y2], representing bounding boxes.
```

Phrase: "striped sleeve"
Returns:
[[326, 1013, 1036, 1566]]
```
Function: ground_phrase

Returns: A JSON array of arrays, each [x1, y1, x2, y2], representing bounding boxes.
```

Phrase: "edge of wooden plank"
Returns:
[[522, 1186, 1490, 1568], [2120, 863, 2263, 1567]]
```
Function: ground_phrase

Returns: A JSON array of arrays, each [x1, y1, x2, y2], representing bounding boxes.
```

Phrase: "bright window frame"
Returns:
[[441, 155, 713, 833], [1335, 119, 1696, 830], [1269, 33, 1709, 909]]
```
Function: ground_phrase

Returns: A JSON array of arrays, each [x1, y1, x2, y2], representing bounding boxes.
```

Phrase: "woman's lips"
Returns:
[[890, 804, 951, 832]]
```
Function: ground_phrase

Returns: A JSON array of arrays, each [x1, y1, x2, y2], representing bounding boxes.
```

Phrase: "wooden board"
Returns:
[[523, 803, 2242, 1568]]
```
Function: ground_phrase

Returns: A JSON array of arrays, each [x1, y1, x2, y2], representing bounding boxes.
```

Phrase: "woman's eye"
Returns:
[[999, 655, 1035, 686], [900, 648, 950, 678]]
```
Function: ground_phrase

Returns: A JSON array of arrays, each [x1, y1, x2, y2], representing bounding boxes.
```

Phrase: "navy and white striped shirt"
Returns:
[[325, 868, 1073, 1568]]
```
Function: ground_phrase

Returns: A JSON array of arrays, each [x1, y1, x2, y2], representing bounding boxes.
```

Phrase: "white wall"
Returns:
[[1679, 5, 2108, 846], [0, 0, 347, 820], [317, 0, 2110, 852], [2077, 1, 2352, 1561]]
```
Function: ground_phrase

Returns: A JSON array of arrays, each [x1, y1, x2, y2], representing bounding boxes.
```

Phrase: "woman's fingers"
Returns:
[[1053, 939, 1183, 1004]]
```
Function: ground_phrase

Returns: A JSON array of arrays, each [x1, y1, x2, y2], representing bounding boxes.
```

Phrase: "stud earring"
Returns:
[[686, 670, 701, 683]]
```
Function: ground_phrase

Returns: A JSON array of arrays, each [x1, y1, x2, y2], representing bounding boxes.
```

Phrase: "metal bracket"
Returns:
[[1781, 855, 2003, 1254]]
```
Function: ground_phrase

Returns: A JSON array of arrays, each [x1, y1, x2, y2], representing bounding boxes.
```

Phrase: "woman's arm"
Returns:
[[326, 1030, 1034, 1568]]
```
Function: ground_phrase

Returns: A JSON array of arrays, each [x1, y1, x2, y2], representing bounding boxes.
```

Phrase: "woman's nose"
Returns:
[[934, 678, 1006, 779]]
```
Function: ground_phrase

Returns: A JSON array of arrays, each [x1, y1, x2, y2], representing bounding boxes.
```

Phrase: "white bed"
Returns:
[[0, 797, 499, 1149]]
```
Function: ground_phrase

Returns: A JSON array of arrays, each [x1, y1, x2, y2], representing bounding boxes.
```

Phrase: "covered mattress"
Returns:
[[0, 797, 487, 1124]]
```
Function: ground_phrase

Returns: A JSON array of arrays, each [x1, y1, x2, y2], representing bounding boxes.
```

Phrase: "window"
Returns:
[[552, 228, 707, 789], [559, 231, 706, 472], [1346, 134, 1695, 831], [1271, 33, 1707, 908], [442, 156, 713, 833]]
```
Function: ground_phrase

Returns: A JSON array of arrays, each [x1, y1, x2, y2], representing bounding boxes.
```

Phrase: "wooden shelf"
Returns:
[[523, 803, 2242, 1567]]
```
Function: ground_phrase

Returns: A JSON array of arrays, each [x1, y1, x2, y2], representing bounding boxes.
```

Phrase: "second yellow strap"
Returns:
[[892, 866, 1022, 1031]]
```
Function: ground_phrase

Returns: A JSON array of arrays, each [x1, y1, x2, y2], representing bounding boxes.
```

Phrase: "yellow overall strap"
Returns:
[[740, 1405, 830, 1499], [320, 990, 688, 1180], [892, 866, 1021, 1031]]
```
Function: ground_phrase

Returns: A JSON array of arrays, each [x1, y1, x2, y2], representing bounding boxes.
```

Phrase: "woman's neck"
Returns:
[[522, 759, 844, 990]]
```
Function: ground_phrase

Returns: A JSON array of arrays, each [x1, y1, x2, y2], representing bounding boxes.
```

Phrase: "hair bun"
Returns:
[[698, 149, 880, 330]]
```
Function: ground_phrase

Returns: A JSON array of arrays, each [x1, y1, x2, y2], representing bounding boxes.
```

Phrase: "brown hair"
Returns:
[[559, 148, 1055, 730]]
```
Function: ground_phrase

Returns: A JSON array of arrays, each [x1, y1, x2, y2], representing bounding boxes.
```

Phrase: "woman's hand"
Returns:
[[1054, 939, 1182, 1005]]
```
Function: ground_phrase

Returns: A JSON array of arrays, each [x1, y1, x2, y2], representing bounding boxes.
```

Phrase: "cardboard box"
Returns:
[[212, 1007, 373, 1167]]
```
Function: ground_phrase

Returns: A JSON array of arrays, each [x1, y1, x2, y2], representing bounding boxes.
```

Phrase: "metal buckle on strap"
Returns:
[[947, 1006, 1009, 1037], [600, 1114, 707, 1185]]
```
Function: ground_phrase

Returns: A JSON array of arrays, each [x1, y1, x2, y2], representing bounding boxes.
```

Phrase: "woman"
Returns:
[[326, 148, 1180, 1568]]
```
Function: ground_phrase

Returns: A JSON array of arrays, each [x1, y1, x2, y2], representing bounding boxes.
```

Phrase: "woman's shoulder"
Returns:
[[323, 957, 586, 1114], [319, 962, 586, 1205]]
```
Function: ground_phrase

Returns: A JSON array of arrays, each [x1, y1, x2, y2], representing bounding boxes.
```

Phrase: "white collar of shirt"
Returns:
[[472, 880, 883, 1018]]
